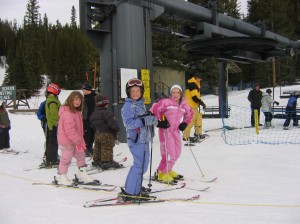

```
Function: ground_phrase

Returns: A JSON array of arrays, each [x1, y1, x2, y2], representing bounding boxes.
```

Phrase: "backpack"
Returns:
[[37, 100, 47, 122], [37, 100, 58, 130]]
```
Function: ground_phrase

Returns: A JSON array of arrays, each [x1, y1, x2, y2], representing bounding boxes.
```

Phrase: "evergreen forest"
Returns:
[[1, 0, 300, 93]]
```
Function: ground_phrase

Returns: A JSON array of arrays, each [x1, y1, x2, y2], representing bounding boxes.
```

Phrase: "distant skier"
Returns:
[[0, 100, 11, 151], [261, 88, 279, 128], [283, 92, 300, 130], [81, 83, 97, 156], [247, 83, 263, 126]]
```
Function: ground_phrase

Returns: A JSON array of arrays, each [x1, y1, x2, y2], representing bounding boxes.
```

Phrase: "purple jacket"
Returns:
[[57, 106, 85, 146]]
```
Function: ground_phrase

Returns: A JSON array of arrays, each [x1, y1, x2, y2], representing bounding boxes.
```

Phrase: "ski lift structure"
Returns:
[[79, 0, 300, 142]]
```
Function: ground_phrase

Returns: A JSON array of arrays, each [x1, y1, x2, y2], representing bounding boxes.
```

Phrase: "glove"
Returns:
[[76, 142, 86, 152], [202, 103, 206, 110], [274, 101, 279, 106], [157, 119, 170, 129], [178, 122, 188, 131], [141, 115, 158, 127]]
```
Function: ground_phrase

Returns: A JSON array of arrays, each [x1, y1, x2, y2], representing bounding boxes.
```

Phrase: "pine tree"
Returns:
[[70, 6, 77, 29]]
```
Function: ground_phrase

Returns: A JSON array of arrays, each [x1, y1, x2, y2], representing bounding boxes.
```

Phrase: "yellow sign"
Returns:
[[141, 69, 151, 104]]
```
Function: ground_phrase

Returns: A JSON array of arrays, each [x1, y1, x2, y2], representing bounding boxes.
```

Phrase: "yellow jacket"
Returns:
[[185, 77, 205, 109]]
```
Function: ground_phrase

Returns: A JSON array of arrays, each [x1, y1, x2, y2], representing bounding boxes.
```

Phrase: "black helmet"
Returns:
[[266, 89, 272, 94], [126, 78, 144, 98]]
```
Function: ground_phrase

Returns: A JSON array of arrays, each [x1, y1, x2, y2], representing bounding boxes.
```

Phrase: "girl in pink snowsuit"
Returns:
[[151, 84, 193, 183]]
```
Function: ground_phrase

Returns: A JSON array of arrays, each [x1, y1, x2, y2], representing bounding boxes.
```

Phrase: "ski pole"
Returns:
[[147, 125, 154, 191], [162, 115, 170, 185], [139, 125, 150, 204], [186, 140, 205, 178]]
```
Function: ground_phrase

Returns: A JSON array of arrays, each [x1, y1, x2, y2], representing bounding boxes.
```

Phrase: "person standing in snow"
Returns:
[[283, 92, 300, 130], [0, 100, 11, 151], [43, 83, 61, 167], [247, 83, 263, 127], [120, 78, 158, 201], [90, 95, 121, 170], [81, 83, 97, 157], [183, 73, 206, 143], [151, 84, 193, 183], [57, 91, 94, 185], [261, 89, 279, 128]]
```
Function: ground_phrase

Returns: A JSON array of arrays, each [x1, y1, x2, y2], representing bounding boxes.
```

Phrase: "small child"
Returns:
[[57, 91, 94, 185], [151, 84, 193, 183], [120, 78, 158, 201], [261, 88, 279, 128], [0, 100, 11, 151], [43, 83, 61, 167], [90, 95, 121, 170]]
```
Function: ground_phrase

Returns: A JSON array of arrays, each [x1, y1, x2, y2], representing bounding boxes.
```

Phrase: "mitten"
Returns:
[[76, 142, 86, 152], [157, 119, 170, 129], [274, 101, 279, 106], [178, 122, 188, 131], [141, 116, 158, 127]]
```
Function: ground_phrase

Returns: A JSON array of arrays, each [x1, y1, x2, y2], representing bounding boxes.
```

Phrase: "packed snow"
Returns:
[[0, 67, 300, 224]]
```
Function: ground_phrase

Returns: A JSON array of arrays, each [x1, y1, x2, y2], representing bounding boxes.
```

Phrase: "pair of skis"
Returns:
[[184, 134, 210, 146], [86, 157, 128, 175], [33, 176, 118, 192], [0, 149, 28, 155], [24, 157, 127, 172], [84, 194, 200, 208]]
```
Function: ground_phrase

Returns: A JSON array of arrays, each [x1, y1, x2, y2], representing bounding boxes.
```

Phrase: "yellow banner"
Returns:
[[141, 69, 151, 104]]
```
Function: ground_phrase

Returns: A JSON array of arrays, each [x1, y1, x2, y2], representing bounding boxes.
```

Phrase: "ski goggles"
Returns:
[[127, 78, 143, 87]]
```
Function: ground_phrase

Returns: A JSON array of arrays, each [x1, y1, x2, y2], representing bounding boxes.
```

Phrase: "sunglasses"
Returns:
[[127, 78, 143, 87]]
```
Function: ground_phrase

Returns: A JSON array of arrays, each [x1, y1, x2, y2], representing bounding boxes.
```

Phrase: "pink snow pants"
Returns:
[[157, 128, 182, 173], [58, 144, 86, 174]]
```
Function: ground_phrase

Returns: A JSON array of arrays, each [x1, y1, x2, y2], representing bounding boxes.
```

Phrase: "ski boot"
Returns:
[[57, 174, 73, 186], [168, 170, 184, 180], [77, 166, 96, 184]]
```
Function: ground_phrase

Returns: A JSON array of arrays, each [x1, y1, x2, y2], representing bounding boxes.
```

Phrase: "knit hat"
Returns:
[[170, 84, 183, 94], [81, 83, 92, 91], [193, 73, 202, 79], [266, 89, 272, 94], [95, 95, 109, 107]]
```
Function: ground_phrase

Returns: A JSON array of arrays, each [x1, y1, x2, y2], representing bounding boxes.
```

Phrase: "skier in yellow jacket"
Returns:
[[183, 73, 206, 143]]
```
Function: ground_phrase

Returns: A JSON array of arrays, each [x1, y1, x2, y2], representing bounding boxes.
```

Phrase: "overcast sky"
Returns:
[[0, 0, 248, 26], [0, 0, 79, 25]]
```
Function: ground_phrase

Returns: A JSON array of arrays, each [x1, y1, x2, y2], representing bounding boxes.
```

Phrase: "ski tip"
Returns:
[[193, 195, 200, 199]]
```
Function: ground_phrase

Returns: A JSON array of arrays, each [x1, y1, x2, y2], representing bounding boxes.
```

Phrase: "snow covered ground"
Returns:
[[0, 67, 300, 224]]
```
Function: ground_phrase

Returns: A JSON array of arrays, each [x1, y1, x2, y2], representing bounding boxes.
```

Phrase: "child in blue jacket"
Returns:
[[283, 92, 300, 130], [120, 78, 158, 202]]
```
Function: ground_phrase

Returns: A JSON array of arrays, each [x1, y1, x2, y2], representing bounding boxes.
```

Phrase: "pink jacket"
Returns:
[[57, 106, 85, 146], [151, 97, 193, 130], [151, 97, 193, 173]]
